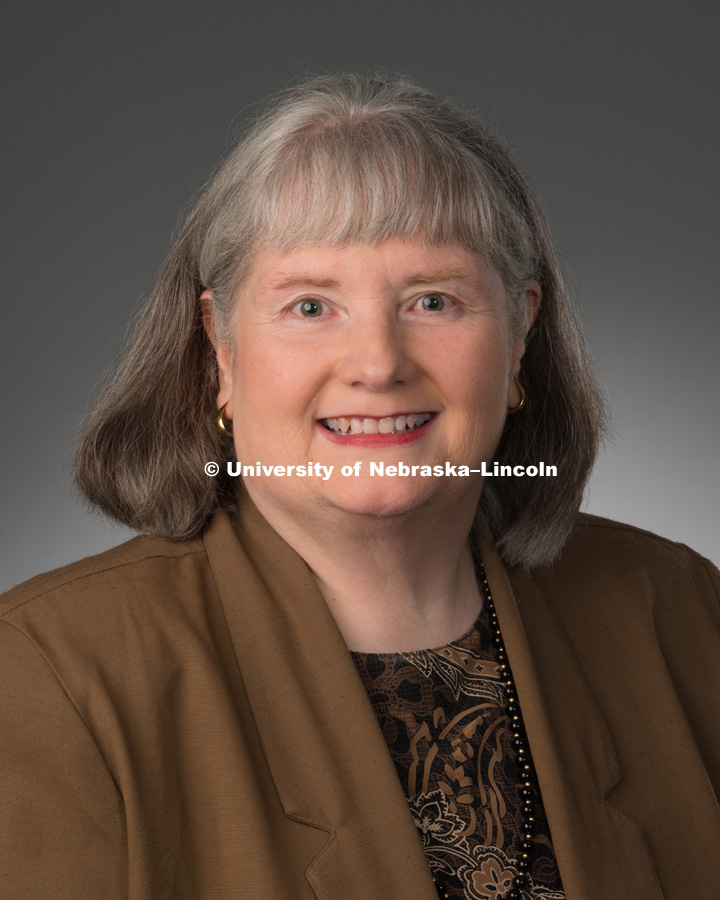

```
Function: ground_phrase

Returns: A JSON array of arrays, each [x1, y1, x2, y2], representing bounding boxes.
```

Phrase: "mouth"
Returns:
[[320, 412, 434, 436]]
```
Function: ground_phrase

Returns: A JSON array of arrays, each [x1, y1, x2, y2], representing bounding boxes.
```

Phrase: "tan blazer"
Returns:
[[1, 497, 719, 899]]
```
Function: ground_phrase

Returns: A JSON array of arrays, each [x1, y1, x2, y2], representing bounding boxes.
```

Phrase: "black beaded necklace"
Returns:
[[432, 561, 538, 900]]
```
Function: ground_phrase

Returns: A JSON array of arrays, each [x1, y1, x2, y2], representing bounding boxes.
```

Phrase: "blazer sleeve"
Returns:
[[0, 619, 128, 899]]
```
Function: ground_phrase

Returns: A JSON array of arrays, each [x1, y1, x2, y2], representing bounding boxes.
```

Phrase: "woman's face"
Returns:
[[207, 238, 538, 522]]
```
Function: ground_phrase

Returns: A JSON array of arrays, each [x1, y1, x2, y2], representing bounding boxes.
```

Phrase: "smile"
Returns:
[[321, 413, 434, 435]]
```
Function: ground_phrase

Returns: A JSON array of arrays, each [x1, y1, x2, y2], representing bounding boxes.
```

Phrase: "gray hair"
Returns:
[[75, 72, 607, 569]]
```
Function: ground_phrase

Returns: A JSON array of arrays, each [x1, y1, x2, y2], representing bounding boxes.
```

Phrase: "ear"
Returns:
[[510, 280, 542, 372], [508, 280, 542, 407], [523, 279, 542, 335], [200, 290, 234, 414]]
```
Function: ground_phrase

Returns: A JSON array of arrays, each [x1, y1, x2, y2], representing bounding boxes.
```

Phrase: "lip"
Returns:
[[321, 412, 431, 420], [317, 413, 437, 447]]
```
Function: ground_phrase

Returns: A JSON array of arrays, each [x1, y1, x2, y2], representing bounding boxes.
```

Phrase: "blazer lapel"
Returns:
[[478, 522, 664, 900], [204, 500, 438, 900]]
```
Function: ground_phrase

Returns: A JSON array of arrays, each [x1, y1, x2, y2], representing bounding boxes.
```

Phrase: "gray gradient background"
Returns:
[[2, 1, 718, 592]]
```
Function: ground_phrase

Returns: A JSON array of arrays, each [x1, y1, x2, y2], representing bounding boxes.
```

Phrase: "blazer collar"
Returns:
[[205, 497, 663, 900]]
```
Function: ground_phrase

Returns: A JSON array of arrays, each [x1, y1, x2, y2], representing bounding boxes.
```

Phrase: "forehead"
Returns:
[[245, 239, 505, 296]]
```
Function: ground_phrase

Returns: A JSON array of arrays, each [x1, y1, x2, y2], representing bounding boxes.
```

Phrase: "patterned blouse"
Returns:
[[350, 604, 566, 900]]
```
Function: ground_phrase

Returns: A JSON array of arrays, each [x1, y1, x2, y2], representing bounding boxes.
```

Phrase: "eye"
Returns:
[[293, 298, 328, 318], [414, 292, 452, 312]]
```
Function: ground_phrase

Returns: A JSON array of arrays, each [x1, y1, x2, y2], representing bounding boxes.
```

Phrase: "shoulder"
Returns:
[[1, 532, 208, 618], [0, 532, 215, 679], [545, 512, 718, 598], [507, 516, 720, 739], [0, 528, 232, 776], [0, 532, 228, 895], [565, 512, 716, 565], [507, 513, 719, 630]]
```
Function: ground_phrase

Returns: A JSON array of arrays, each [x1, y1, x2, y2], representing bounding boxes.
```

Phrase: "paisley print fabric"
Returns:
[[351, 605, 565, 900]]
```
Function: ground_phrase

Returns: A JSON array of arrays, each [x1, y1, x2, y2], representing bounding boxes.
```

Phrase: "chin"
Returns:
[[319, 480, 439, 520]]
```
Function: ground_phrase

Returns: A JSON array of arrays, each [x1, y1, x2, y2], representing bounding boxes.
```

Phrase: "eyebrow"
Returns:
[[267, 268, 476, 291], [403, 268, 474, 285], [268, 276, 340, 290]]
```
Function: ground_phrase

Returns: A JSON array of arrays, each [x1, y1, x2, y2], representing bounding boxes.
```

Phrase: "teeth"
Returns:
[[323, 413, 432, 435], [378, 417, 394, 434]]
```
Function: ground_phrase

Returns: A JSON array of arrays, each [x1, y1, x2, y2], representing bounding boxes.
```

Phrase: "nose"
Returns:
[[335, 310, 410, 391]]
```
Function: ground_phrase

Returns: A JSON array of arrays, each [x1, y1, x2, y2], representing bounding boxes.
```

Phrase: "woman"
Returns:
[[1, 73, 718, 900]]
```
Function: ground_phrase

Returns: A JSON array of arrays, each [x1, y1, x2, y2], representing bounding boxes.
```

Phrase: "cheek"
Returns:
[[440, 328, 512, 398], [233, 338, 323, 426], [437, 333, 512, 445]]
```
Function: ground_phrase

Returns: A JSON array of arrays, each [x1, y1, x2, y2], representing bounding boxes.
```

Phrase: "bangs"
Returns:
[[248, 117, 507, 261]]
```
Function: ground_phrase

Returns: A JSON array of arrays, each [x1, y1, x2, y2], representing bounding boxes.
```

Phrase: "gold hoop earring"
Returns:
[[507, 378, 526, 414], [216, 402, 234, 437]]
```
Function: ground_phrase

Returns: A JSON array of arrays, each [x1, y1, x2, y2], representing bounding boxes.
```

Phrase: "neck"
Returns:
[[244, 488, 484, 652]]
